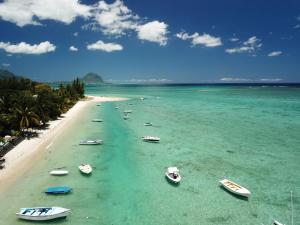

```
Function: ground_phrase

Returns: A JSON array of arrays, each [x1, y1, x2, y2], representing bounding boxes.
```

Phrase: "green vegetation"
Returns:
[[0, 75, 84, 136]]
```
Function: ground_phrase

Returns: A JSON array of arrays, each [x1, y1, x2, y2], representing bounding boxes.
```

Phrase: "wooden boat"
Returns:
[[79, 164, 92, 175], [49, 170, 68, 176], [219, 179, 251, 197], [45, 186, 72, 194], [273, 219, 285, 225], [92, 119, 103, 122], [144, 122, 152, 126], [16, 207, 70, 221], [165, 167, 181, 183], [79, 140, 103, 145], [142, 136, 160, 142]]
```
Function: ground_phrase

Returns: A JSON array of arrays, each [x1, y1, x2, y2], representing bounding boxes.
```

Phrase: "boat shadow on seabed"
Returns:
[[219, 186, 249, 201]]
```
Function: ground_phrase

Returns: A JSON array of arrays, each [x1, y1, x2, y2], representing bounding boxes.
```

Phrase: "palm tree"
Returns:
[[15, 106, 40, 132]]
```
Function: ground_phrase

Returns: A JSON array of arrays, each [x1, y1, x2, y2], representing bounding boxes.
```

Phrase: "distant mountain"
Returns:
[[0, 69, 17, 79], [81, 73, 104, 84]]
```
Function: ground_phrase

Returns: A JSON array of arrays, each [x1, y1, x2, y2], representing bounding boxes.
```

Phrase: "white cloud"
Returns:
[[225, 36, 262, 54], [268, 51, 282, 57], [0, 0, 91, 27], [69, 45, 78, 51], [91, 0, 139, 36], [73, 32, 79, 36], [87, 40, 123, 52], [260, 78, 282, 82], [220, 77, 252, 82], [137, 21, 168, 46], [229, 38, 239, 42], [0, 41, 56, 54], [2, 63, 10, 67], [294, 24, 300, 29], [176, 32, 222, 47]]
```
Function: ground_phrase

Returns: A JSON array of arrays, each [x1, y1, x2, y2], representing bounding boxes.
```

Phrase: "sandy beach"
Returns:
[[0, 96, 127, 192]]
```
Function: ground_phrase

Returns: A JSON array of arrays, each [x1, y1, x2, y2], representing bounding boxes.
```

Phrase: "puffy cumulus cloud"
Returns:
[[87, 40, 123, 52], [268, 51, 282, 57], [229, 38, 239, 42], [137, 21, 168, 46], [225, 36, 262, 54], [176, 32, 222, 47], [0, 0, 91, 27], [69, 46, 78, 51], [0, 41, 56, 54], [91, 0, 139, 36]]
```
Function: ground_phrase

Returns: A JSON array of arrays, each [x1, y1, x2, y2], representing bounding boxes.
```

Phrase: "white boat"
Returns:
[[165, 167, 181, 183], [144, 122, 152, 126], [49, 170, 69, 176], [92, 119, 103, 122], [16, 207, 70, 221], [79, 140, 103, 145], [115, 106, 119, 109], [79, 164, 92, 174], [219, 179, 251, 197], [273, 220, 285, 225], [140, 97, 145, 100], [142, 136, 160, 142], [123, 110, 132, 114]]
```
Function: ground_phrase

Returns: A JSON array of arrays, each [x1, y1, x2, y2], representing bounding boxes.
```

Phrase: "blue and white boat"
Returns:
[[45, 186, 72, 194], [16, 207, 70, 221]]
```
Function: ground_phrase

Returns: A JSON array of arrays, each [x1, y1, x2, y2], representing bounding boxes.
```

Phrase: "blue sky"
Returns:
[[0, 0, 299, 83]]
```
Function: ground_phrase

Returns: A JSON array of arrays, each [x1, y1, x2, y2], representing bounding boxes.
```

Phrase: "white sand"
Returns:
[[0, 96, 127, 192]]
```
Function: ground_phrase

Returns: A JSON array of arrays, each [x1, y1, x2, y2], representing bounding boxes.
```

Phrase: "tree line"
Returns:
[[0, 77, 84, 139]]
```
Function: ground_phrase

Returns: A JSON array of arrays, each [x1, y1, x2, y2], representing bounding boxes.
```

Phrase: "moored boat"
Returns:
[[273, 219, 285, 225], [92, 119, 103, 122], [79, 164, 92, 174], [49, 170, 68, 176], [219, 179, 251, 197], [165, 167, 181, 183], [142, 136, 160, 142], [123, 115, 129, 120], [45, 186, 72, 194], [144, 122, 152, 126], [123, 110, 132, 114], [16, 207, 70, 221], [79, 140, 103, 145]]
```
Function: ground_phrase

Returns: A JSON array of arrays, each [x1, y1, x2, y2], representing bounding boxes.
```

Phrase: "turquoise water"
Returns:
[[0, 85, 299, 225]]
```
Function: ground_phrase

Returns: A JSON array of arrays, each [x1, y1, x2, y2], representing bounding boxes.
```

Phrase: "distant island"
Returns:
[[81, 72, 104, 84]]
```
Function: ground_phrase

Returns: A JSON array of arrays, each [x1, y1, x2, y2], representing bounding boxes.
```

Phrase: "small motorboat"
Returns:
[[97, 104, 101, 106], [79, 164, 92, 175], [144, 122, 152, 126], [165, 167, 181, 183], [79, 140, 103, 145], [273, 219, 285, 225], [49, 170, 68, 176], [142, 136, 160, 142], [123, 115, 129, 120], [219, 179, 251, 197], [123, 110, 132, 114], [45, 186, 72, 194], [92, 119, 103, 122], [140, 97, 145, 100], [115, 106, 119, 109], [16, 207, 70, 221]]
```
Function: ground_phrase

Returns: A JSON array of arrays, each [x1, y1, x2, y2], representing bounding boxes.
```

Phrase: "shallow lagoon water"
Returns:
[[0, 85, 299, 225]]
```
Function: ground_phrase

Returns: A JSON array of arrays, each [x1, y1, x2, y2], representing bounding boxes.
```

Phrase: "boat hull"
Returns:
[[16, 207, 70, 221], [49, 170, 68, 176], [165, 173, 181, 183], [219, 179, 251, 197]]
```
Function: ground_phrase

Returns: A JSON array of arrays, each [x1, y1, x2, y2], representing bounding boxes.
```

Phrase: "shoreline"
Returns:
[[0, 96, 128, 192]]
